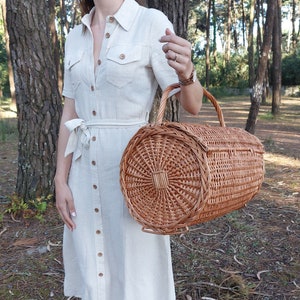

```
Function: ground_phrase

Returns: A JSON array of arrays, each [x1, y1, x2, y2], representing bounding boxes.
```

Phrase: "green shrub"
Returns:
[[0, 119, 18, 141], [281, 55, 300, 86], [194, 52, 249, 89]]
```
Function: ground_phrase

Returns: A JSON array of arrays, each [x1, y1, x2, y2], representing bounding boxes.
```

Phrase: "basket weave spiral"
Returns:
[[120, 84, 264, 235]]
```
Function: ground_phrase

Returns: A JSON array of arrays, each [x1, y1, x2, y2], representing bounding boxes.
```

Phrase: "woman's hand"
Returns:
[[160, 28, 203, 115], [55, 180, 77, 231], [160, 28, 194, 82]]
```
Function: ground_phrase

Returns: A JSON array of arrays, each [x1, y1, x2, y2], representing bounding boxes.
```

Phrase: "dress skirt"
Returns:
[[63, 123, 176, 300]]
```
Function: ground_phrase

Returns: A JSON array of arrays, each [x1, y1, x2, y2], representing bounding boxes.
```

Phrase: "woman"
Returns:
[[55, 0, 203, 299]]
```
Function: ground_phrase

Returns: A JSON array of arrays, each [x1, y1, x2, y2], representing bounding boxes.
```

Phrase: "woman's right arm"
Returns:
[[54, 98, 78, 231]]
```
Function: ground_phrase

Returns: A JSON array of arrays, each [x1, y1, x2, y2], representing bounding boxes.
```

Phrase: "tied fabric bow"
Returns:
[[64, 118, 91, 160]]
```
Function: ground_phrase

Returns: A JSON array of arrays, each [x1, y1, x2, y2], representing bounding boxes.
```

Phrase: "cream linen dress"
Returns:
[[61, 0, 179, 299]]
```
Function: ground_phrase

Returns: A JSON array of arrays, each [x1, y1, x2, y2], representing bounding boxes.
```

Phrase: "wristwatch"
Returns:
[[179, 67, 197, 86]]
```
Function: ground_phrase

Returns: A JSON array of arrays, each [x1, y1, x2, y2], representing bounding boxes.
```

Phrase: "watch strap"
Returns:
[[179, 67, 196, 86]]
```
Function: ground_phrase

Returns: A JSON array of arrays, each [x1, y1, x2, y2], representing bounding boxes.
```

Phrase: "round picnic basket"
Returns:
[[120, 84, 264, 235]]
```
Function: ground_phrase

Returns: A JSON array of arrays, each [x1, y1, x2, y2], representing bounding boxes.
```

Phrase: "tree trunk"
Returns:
[[291, 0, 297, 52], [224, 0, 232, 64], [256, 0, 263, 57], [248, 0, 255, 87], [205, 0, 211, 90], [0, 1, 15, 104], [246, 0, 276, 134], [232, 1, 238, 50], [147, 0, 190, 123], [241, 0, 246, 47], [271, 0, 282, 115], [212, 0, 217, 64], [147, 0, 189, 39], [6, 0, 62, 200], [49, 0, 61, 89]]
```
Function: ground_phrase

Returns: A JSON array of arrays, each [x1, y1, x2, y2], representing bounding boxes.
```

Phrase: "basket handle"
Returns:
[[156, 83, 226, 127]]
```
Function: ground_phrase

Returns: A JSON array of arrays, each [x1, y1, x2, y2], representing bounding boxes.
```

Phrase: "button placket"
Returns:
[[89, 127, 105, 297], [103, 18, 118, 50], [104, 18, 113, 39], [95, 19, 115, 90]]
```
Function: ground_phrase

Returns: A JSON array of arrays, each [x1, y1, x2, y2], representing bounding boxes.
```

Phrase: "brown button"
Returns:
[[105, 32, 110, 38], [119, 53, 125, 60], [95, 208, 99, 213], [91, 85, 95, 91], [97, 252, 103, 257], [93, 184, 97, 189], [96, 230, 101, 234], [92, 136, 96, 141], [97, 59, 101, 65], [108, 16, 114, 23], [92, 110, 96, 116], [98, 273, 104, 277], [92, 160, 96, 166]]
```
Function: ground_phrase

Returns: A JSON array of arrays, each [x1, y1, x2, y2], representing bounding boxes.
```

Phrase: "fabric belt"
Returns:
[[64, 118, 147, 160]]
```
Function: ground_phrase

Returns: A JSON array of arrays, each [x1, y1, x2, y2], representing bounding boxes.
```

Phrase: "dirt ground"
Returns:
[[0, 94, 299, 300]]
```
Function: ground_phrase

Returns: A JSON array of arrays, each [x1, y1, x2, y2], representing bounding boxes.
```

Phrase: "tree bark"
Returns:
[[6, 0, 62, 200], [246, 0, 276, 134]]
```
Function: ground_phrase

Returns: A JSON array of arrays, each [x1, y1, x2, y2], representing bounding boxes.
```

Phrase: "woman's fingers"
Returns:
[[55, 184, 77, 231], [57, 201, 76, 231], [160, 28, 194, 79], [160, 29, 192, 55]]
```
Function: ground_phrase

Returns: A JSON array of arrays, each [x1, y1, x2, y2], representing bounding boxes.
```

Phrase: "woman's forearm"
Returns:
[[178, 79, 203, 115], [54, 98, 77, 184], [54, 125, 72, 184]]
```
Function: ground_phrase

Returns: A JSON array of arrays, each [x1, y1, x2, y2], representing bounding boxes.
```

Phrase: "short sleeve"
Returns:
[[149, 10, 179, 93], [62, 34, 75, 99]]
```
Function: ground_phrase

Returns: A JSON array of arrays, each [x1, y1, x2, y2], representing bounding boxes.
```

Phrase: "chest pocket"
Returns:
[[65, 52, 84, 91], [106, 45, 142, 88]]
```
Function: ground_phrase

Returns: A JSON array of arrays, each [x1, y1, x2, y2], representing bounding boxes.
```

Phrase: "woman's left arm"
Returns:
[[160, 28, 203, 115]]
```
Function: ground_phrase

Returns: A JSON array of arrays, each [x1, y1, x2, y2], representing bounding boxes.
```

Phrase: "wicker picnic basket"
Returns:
[[120, 84, 264, 235]]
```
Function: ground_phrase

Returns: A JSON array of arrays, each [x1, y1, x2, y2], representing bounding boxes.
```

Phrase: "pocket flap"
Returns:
[[107, 45, 142, 65], [66, 52, 83, 69]]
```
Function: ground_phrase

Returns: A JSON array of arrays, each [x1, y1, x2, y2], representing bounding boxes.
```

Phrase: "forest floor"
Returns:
[[0, 94, 299, 300]]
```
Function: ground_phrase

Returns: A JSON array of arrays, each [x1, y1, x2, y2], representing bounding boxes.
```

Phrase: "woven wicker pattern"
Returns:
[[120, 84, 264, 235]]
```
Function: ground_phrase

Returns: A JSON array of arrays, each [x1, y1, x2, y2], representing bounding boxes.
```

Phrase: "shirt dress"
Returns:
[[62, 1, 180, 299]]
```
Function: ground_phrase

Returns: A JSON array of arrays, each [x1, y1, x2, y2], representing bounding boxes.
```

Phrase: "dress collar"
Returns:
[[81, 0, 140, 32]]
